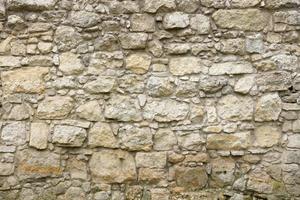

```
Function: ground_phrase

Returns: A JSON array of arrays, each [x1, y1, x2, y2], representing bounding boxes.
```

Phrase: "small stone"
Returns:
[[153, 128, 177, 151], [175, 167, 208, 190], [119, 33, 148, 49], [126, 53, 151, 74], [53, 125, 87, 147], [165, 43, 190, 54], [89, 150, 136, 183], [177, 132, 205, 151], [146, 76, 174, 97], [37, 96, 74, 119], [143, 0, 176, 13], [88, 122, 118, 148], [144, 99, 189, 122], [163, 12, 189, 29], [59, 52, 84, 75], [190, 14, 210, 34], [1, 122, 26, 145], [69, 11, 99, 28], [29, 122, 49, 150], [198, 75, 228, 92], [234, 75, 255, 94], [0, 56, 21, 67], [287, 134, 300, 148], [256, 71, 292, 92], [207, 132, 251, 150], [254, 125, 281, 148], [83, 76, 115, 93], [119, 125, 153, 151], [255, 93, 282, 122], [131, 14, 155, 32], [212, 9, 270, 31], [8, 0, 57, 10], [37, 42, 52, 54], [211, 158, 235, 187], [219, 38, 245, 55], [0, 163, 14, 176], [274, 10, 300, 25], [169, 57, 208, 76], [209, 62, 254, 75], [76, 100, 103, 121], [136, 152, 167, 168], [246, 34, 264, 53], [54, 26, 82, 51], [104, 95, 142, 122], [217, 95, 254, 121]]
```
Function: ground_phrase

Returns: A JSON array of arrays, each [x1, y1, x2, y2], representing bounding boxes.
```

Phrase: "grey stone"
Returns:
[[169, 57, 208, 75], [1, 122, 26, 145], [83, 76, 115, 93], [131, 14, 155, 32], [76, 101, 103, 121], [69, 11, 99, 28], [53, 125, 87, 147], [163, 12, 189, 29], [143, 0, 176, 13], [119, 33, 148, 49], [8, 0, 57, 11], [255, 93, 282, 122], [190, 14, 210, 34], [287, 134, 300, 149], [209, 62, 254, 75], [153, 128, 177, 151], [59, 52, 84, 75], [146, 76, 174, 97]]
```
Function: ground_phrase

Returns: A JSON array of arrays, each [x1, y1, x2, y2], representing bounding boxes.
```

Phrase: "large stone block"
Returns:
[[169, 57, 208, 76], [1, 122, 26, 145], [59, 52, 84, 75], [69, 11, 99, 28], [0, 56, 21, 67], [163, 12, 189, 29], [52, 125, 87, 147], [29, 122, 49, 150], [143, 0, 176, 13], [255, 93, 282, 122], [136, 152, 166, 168], [209, 62, 254, 75], [175, 167, 208, 190], [207, 132, 251, 150], [88, 122, 118, 148], [8, 0, 57, 11], [126, 53, 151, 74], [119, 33, 148, 49], [254, 125, 281, 148]]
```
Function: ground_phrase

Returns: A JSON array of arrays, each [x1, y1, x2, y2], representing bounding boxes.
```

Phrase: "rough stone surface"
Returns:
[[163, 12, 189, 29], [169, 57, 208, 75], [29, 122, 49, 150], [209, 62, 254, 75], [59, 52, 84, 75], [254, 125, 281, 148], [88, 122, 118, 148], [126, 53, 151, 74], [52, 125, 87, 147], [255, 93, 282, 122]]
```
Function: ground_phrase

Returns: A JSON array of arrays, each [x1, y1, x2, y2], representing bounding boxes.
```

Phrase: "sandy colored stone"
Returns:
[[131, 14, 155, 32], [136, 152, 167, 168], [254, 125, 281, 148], [255, 93, 282, 122], [126, 53, 151, 74], [207, 132, 251, 150], [209, 62, 254, 75], [163, 12, 189, 29], [175, 167, 208, 190], [29, 122, 49, 150], [59, 52, 84, 75], [169, 57, 208, 75], [52, 125, 87, 147], [83, 76, 115, 93], [88, 122, 118, 148], [143, 0, 176, 13], [76, 100, 103, 121], [153, 128, 177, 150], [0, 56, 21, 67]]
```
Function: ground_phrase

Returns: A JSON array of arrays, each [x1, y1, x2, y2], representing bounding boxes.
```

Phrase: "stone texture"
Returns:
[[175, 167, 208, 190], [209, 62, 254, 75], [212, 9, 270, 31], [234, 75, 255, 94], [207, 132, 251, 150], [89, 150, 136, 183], [254, 125, 281, 148], [119, 33, 148, 49], [59, 52, 84, 75], [54, 26, 82, 51], [146, 76, 174, 97], [136, 152, 166, 168], [153, 128, 177, 150], [163, 12, 189, 29], [256, 71, 292, 92], [76, 100, 103, 121], [88, 122, 118, 148], [83, 76, 115, 93], [1, 122, 26, 145], [37, 96, 74, 119], [29, 122, 49, 150], [211, 158, 236, 187], [8, 0, 57, 11], [143, 0, 176, 13], [287, 134, 300, 149], [255, 93, 282, 122], [1, 67, 48, 94], [190, 14, 210, 34], [0, 56, 21, 67], [131, 14, 155, 32], [169, 57, 208, 75], [52, 125, 87, 147], [126, 53, 151, 74], [69, 11, 99, 28]]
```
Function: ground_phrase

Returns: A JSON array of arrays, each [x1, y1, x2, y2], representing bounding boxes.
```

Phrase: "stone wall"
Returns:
[[0, 0, 299, 199]]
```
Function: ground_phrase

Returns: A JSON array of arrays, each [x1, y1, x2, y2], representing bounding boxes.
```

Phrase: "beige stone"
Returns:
[[163, 12, 189, 29], [190, 14, 210, 34], [59, 52, 84, 75], [254, 125, 281, 148], [1, 122, 26, 145], [209, 62, 254, 75], [153, 128, 177, 150], [126, 53, 151, 74], [175, 167, 208, 190], [0, 56, 21, 67], [52, 125, 87, 147], [29, 122, 49, 150], [136, 152, 166, 168], [88, 122, 118, 148], [255, 93, 282, 122], [83, 76, 115, 93], [169, 57, 208, 76], [131, 14, 155, 32], [207, 132, 251, 150], [119, 33, 148, 49], [211, 158, 235, 187], [76, 100, 103, 121], [143, 0, 176, 13]]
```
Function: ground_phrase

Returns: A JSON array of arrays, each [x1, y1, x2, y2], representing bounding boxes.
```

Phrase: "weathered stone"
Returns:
[[16, 149, 61, 180], [139, 168, 166, 183], [143, 0, 176, 13], [29, 122, 49, 150], [59, 52, 84, 75], [1, 67, 48, 94], [274, 11, 300, 25], [119, 125, 153, 151], [287, 134, 300, 148], [28, 55, 53, 67], [126, 53, 151, 74], [177, 131, 205, 151], [271, 54, 299, 72], [217, 95, 254, 121], [256, 71, 292, 91], [211, 158, 235, 187], [88, 51, 124, 74], [68, 11, 99, 28], [54, 26, 82, 51], [76, 101, 103, 121], [83, 76, 115, 93], [175, 80, 198, 97], [131, 14, 155, 32], [231, 0, 261, 8], [165, 43, 190, 54], [95, 34, 119, 52], [199, 75, 228, 92], [153, 128, 177, 151], [88, 122, 118, 148], [1, 122, 26, 145], [144, 99, 189, 122], [37, 42, 52, 54], [89, 150, 136, 183], [109, 1, 139, 14], [246, 34, 264, 53], [119, 33, 148, 49], [163, 12, 189, 29], [0, 163, 14, 176], [104, 95, 142, 122], [4, 104, 31, 120], [0, 0, 5, 21], [265, 0, 300, 8], [146, 76, 174, 97], [190, 14, 210, 34], [136, 152, 166, 168], [175, 167, 208, 190], [212, 9, 270, 31], [219, 38, 245, 55], [177, 0, 199, 12], [234, 75, 255, 94], [37, 96, 74, 119], [254, 125, 281, 148], [52, 125, 87, 147], [247, 168, 274, 194], [255, 93, 282, 122], [169, 57, 208, 76], [8, 0, 57, 11], [0, 56, 21, 67], [209, 62, 254, 75], [207, 132, 251, 150], [64, 187, 86, 200]]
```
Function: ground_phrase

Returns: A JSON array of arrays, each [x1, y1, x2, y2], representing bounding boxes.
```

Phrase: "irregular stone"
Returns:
[[282, 150, 300, 164], [64, 187, 86, 200], [190, 14, 210, 34], [146, 76, 174, 97], [54, 26, 82, 51], [287, 134, 300, 148], [199, 75, 228, 92], [265, 0, 300, 8], [76, 101, 103, 121], [234, 75, 255, 94], [139, 168, 166, 183], [28, 55, 53, 67], [7, 15, 27, 30], [255, 93, 282, 122], [246, 34, 264, 53], [209, 62, 254, 75], [254, 125, 281, 148], [131, 14, 155, 32], [274, 11, 300, 25], [118, 74, 145, 93], [4, 104, 30, 120], [109, 1, 140, 14], [200, 0, 226, 8], [1, 122, 26, 145], [95, 34, 119, 51], [169, 57, 208, 76], [247, 168, 273, 194], [256, 71, 292, 91], [0, 0, 5, 21], [89, 150, 136, 183], [0, 163, 14, 176], [144, 99, 189, 122], [136, 152, 166, 168], [27, 22, 51, 33], [207, 132, 251, 150], [164, 43, 190, 54], [211, 158, 235, 187], [271, 54, 299, 72], [293, 120, 300, 132], [0, 56, 21, 67], [104, 95, 142, 122], [83, 76, 115, 93], [52, 125, 87, 147], [8, 0, 57, 11], [143, 0, 176, 13], [219, 38, 245, 55], [69, 11, 99, 28], [177, 0, 199, 13], [29, 122, 49, 150], [217, 95, 254, 121], [154, 128, 177, 151], [16, 149, 61, 180], [231, 0, 261, 7], [148, 40, 163, 57], [177, 131, 205, 151], [88, 51, 123, 74], [163, 12, 189, 29], [37, 42, 52, 54], [88, 122, 118, 148], [119, 125, 153, 151], [59, 52, 84, 75], [119, 33, 148, 49], [175, 167, 208, 190], [37, 96, 74, 119], [126, 53, 151, 74], [53, 77, 77, 89], [175, 80, 198, 97], [212, 9, 270, 31]]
